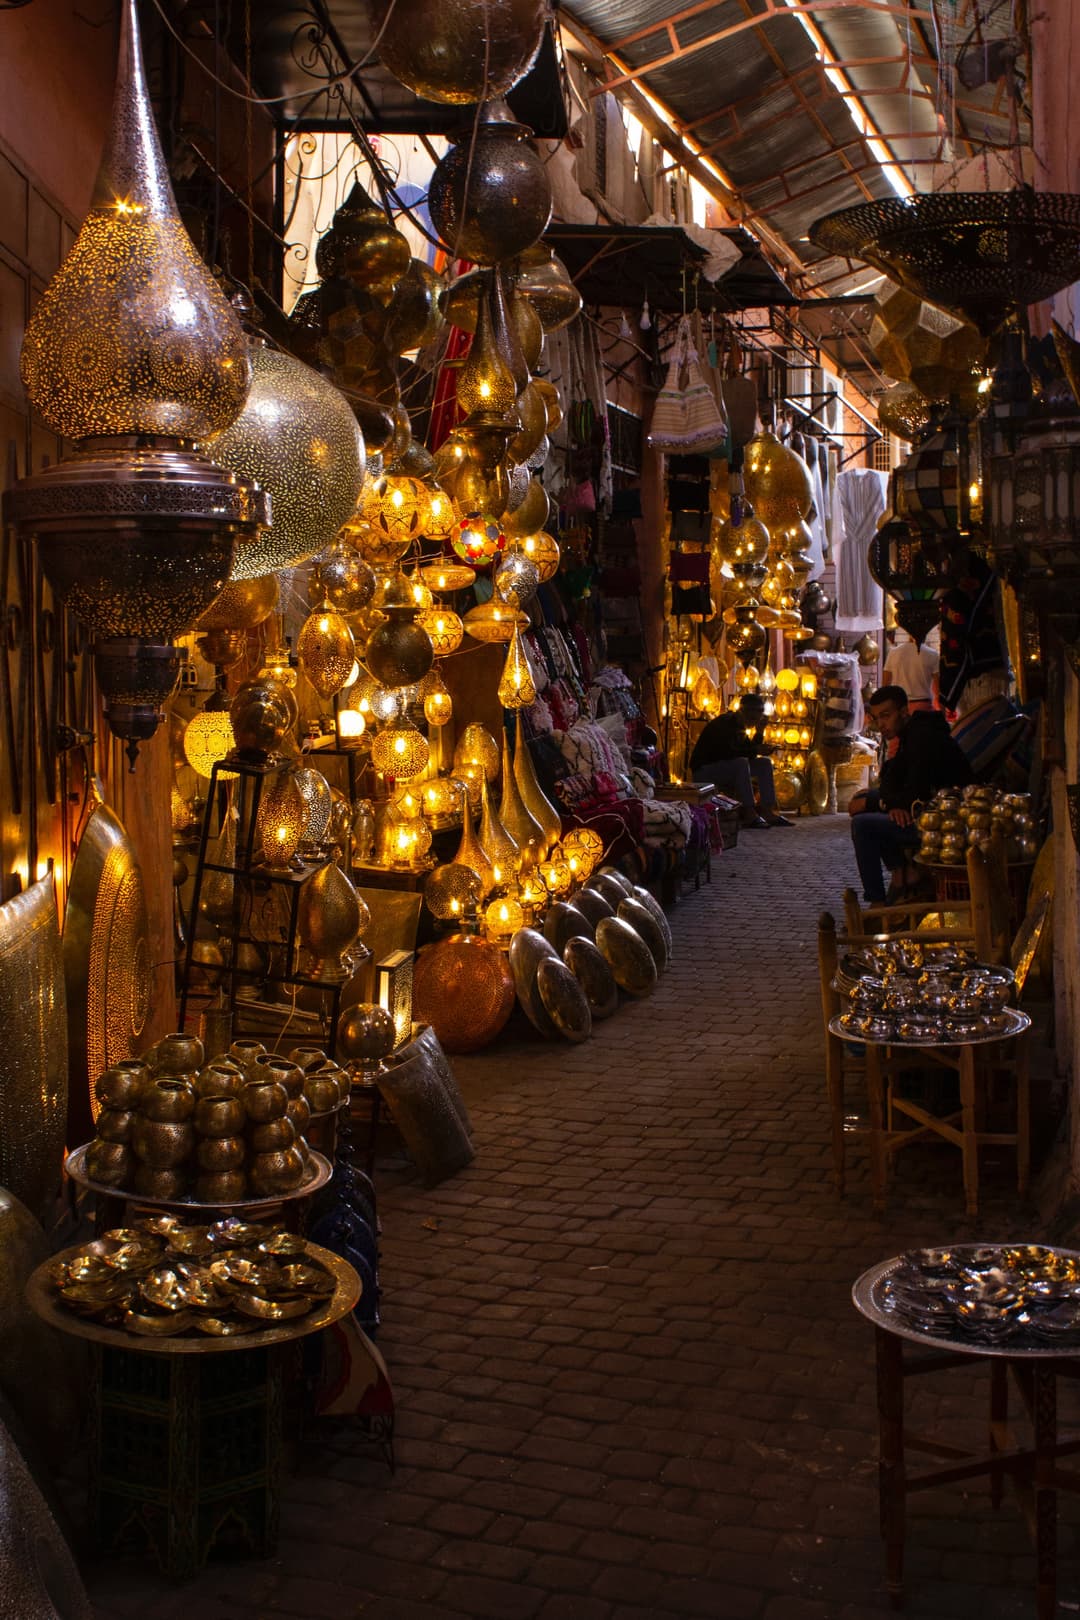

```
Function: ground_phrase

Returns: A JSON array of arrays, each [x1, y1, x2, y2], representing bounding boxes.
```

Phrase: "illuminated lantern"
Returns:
[[508, 530, 560, 583], [417, 606, 464, 655], [297, 603, 356, 698], [422, 669, 453, 726], [484, 896, 524, 945], [371, 720, 430, 780], [183, 691, 236, 780], [497, 626, 537, 709], [451, 512, 506, 566], [419, 558, 475, 592]]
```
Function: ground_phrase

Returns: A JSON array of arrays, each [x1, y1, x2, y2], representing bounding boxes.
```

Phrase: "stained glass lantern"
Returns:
[[451, 512, 506, 566]]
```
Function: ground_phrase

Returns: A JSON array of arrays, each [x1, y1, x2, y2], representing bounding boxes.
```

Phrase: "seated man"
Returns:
[[849, 683, 973, 902], [690, 693, 791, 828]]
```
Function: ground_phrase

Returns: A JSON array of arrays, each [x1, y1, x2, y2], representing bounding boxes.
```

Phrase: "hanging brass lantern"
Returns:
[[317, 541, 376, 613], [365, 618, 434, 687], [417, 606, 464, 656], [371, 720, 430, 780], [422, 668, 454, 726], [502, 478, 550, 537], [514, 243, 584, 333], [497, 625, 537, 708], [455, 723, 502, 783], [314, 180, 411, 307], [359, 475, 431, 558], [297, 602, 356, 699], [744, 430, 813, 529], [429, 101, 553, 266], [370, 0, 546, 105], [419, 558, 475, 593], [507, 530, 560, 583], [196, 572, 278, 669], [457, 275, 519, 417], [494, 551, 540, 607], [464, 600, 527, 644]]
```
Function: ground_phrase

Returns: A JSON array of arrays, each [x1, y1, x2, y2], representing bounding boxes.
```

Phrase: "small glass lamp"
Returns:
[[775, 667, 799, 693], [800, 671, 819, 700], [336, 704, 366, 744], [484, 895, 524, 946]]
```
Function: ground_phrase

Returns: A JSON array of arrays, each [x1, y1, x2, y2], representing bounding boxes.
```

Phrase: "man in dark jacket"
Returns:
[[690, 694, 792, 828], [849, 683, 973, 901]]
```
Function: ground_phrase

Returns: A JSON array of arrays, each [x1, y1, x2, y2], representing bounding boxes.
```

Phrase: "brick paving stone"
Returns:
[[85, 817, 1078, 1619]]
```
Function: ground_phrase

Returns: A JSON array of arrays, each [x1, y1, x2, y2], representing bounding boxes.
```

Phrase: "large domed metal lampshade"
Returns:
[[744, 430, 813, 529], [429, 102, 552, 266], [7, 0, 264, 761], [370, 0, 546, 106], [207, 341, 366, 580]]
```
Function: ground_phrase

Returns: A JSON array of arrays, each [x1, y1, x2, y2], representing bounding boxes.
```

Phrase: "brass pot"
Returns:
[[131, 1117, 195, 1169], [194, 1062, 245, 1100], [132, 1164, 189, 1200], [95, 1060, 150, 1110], [304, 1073, 338, 1115], [286, 1095, 311, 1138], [244, 1078, 288, 1123], [249, 1117, 296, 1153], [151, 1033, 205, 1075], [141, 1078, 196, 1123], [194, 1094, 245, 1138], [96, 1107, 135, 1144], [229, 1038, 267, 1075], [195, 1134, 245, 1172], [248, 1146, 305, 1196], [288, 1045, 328, 1072], [253, 1054, 304, 1099], [195, 1171, 247, 1204], [319, 1061, 351, 1105], [85, 1138, 134, 1187]]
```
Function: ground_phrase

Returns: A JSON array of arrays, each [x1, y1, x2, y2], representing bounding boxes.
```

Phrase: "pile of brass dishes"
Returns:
[[83, 1034, 348, 1202], [876, 1244, 1080, 1349], [835, 940, 1019, 1044], [916, 785, 1037, 866], [49, 1216, 336, 1338]]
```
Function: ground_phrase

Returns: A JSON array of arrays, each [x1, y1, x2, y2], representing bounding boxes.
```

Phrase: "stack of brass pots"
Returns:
[[916, 785, 1037, 866], [84, 1033, 349, 1202]]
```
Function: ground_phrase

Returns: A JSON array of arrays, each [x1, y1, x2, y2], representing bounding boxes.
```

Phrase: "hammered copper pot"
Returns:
[[244, 1077, 288, 1123], [95, 1060, 150, 1110], [132, 1164, 188, 1200], [249, 1117, 296, 1154], [131, 1117, 195, 1169], [151, 1033, 204, 1075], [253, 1054, 304, 1098], [248, 1146, 305, 1195], [141, 1078, 196, 1122], [304, 1072, 338, 1114], [288, 1045, 329, 1073], [194, 1093, 245, 1138], [286, 1094, 312, 1138], [195, 1134, 245, 1172], [194, 1061, 245, 1100], [195, 1171, 247, 1203], [85, 1139, 134, 1187], [95, 1107, 135, 1144], [229, 1038, 267, 1075]]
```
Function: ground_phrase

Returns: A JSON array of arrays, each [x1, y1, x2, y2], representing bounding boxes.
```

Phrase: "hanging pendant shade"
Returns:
[[498, 729, 543, 872], [512, 714, 561, 855]]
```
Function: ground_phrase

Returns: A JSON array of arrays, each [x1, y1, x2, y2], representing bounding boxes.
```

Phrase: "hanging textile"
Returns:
[[833, 468, 888, 632]]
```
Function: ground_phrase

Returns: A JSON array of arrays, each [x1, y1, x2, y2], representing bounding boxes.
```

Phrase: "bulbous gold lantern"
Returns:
[[455, 724, 502, 783], [425, 862, 482, 923], [297, 603, 356, 699], [207, 341, 365, 580], [371, 0, 546, 106], [314, 181, 410, 306], [412, 934, 516, 1054], [743, 431, 813, 529], [429, 103, 553, 266], [503, 478, 550, 538], [371, 720, 430, 780], [417, 607, 464, 657], [365, 619, 434, 688], [298, 861, 367, 981]]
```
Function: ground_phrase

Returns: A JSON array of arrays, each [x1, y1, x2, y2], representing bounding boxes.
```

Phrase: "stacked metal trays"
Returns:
[[854, 1245, 1080, 1355]]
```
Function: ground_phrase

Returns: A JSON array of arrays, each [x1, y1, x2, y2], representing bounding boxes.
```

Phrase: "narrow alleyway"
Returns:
[[90, 816, 1071, 1620]]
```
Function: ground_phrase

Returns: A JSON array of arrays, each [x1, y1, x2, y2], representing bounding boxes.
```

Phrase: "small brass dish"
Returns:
[[140, 1269, 193, 1311], [124, 1308, 194, 1337], [233, 1291, 313, 1321], [193, 1315, 254, 1336], [277, 1262, 335, 1297], [210, 1220, 273, 1248], [166, 1226, 214, 1256], [258, 1232, 308, 1257]]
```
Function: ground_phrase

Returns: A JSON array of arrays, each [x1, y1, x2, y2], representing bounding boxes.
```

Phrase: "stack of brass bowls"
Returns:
[[49, 1216, 336, 1338], [83, 1034, 348, 1202], [916, 784, 1037, 866], [835, 939, 1017, 1044]]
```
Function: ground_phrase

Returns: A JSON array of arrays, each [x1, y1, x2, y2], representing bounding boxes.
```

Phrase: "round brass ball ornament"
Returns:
[[429, 104, 553, 266], [369, 0, 546, 105], [365, 618, 434, 687], [338, 1003, 396, 1066]]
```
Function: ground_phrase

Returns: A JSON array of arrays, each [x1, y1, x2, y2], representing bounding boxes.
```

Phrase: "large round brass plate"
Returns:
[[588, 874, 630, 910], [618, 898, 669, 973], [543, 901, 592, 952], [595, 916, 657, 998], [536, 958, 592, 1044], [808, 750, 830, 816], [631, 886, 673, 955], [573, 888, 614, 932], [563, 936, 619, 1020], [596, 866, 635, 897], [508, 927, 558, 1036], [64, 796, 151, 1142]]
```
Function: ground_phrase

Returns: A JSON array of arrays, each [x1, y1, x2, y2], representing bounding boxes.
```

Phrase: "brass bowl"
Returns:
[[194, 1062, 245, 1099], [277, 1261, 335, 1298], [164, 1224, 213, 1255], [194, 1093, 245, 1138], [248, 1146, 305, 1196], [195, 1171, 247, 1204], [287, 1045, 328, 1072], [244, 1077, 289, 1123], [303, 1073, 338, 1114], [233, 1290, 312, 1321], [249, 1117, 296, 1153], [195, 1134, 245, 1172], [142, 1078, 196, 1123], [617, 898, 669, 974], [131, 1117, 195, 1170], [95, 1061, 150, 1109], [259, 1232, 308, 1257], [132, 1164, 189, 1200], [85, 1139, 135, 1187], [311, 1060, 350, 1105], [151, 1033, 205, 1075], [124, 1307, 194, 1336], [96, 1107, 135, 1144], [252, 1054, 304, 1099], [228, 1038, 267, 1075]]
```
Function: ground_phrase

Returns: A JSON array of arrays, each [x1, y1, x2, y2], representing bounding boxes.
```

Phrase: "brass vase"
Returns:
[[512, 713, 561, 854], [478, 775, 519, 887], [451, 792, 495, 897], [499, 729, 543, 872]]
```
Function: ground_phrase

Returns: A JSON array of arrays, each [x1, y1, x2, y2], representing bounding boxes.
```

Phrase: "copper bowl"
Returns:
[[142, 1078, 196, 1123], [194, 1093, 246, 1138], [287, 1045, 328, 1072], [96, 1107, 135, 1144], [132, 1164, 189, 1200], [152, 1033, 205, 1075], [195, 1134, 245, 1172], [286, 1095, 311, 1138], [85, 1139, 134, 1187], [248, 1146, 305, 1196], [244, 1077, 288, 1123], [194, 1062, 245, 1099], [249, 1117, 296, 1153], [95, 1061, 150, 1109], [195, 1171, 247, 1204], [253, 1054, 304, 1099], [304, 1073, 338, 1115], [131, 1117, 195, 1169], [229, 1038, 267, 1075]]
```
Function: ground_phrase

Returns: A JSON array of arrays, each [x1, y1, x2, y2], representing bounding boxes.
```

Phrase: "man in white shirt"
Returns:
[[883, 629, 939, 710]]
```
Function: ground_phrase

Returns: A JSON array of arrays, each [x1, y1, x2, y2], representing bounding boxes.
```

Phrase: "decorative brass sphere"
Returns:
[[412, 934, 516, 1053], [370, 0, 546, 105], [338, 1002, 396, 1065], [360, 474, 431, 555], [514, 243, 584, 333], [418, 606, 464, 655], [429, 107, 553, 266], [197, 571, 278, 634], [229, 678, 292, 761], [494, 552, 540, 607], [207, 341, 365, 580], [425, 862, 482, 922], [507, 530, 560, 583], [318, 542, 376, 612], [365, 618, 434, 687], [371, 720, 430, 780], [316, 182, 411, 307], [502, 478, 550, 537], [744, 430, 813, 529]]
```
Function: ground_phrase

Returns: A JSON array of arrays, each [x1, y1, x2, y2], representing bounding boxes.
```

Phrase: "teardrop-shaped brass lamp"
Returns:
[[498, 729, 543, 872], [452, 790, 495, 897], [497, 625, 537, 709], [512, 713, 561, 855], [298, 860, 369, 981], [478, 774, 520, 884]]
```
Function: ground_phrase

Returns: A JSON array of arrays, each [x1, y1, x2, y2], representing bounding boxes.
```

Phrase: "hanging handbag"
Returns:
[[647, 317, 728, 455], [647, 321, 692, 453]]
